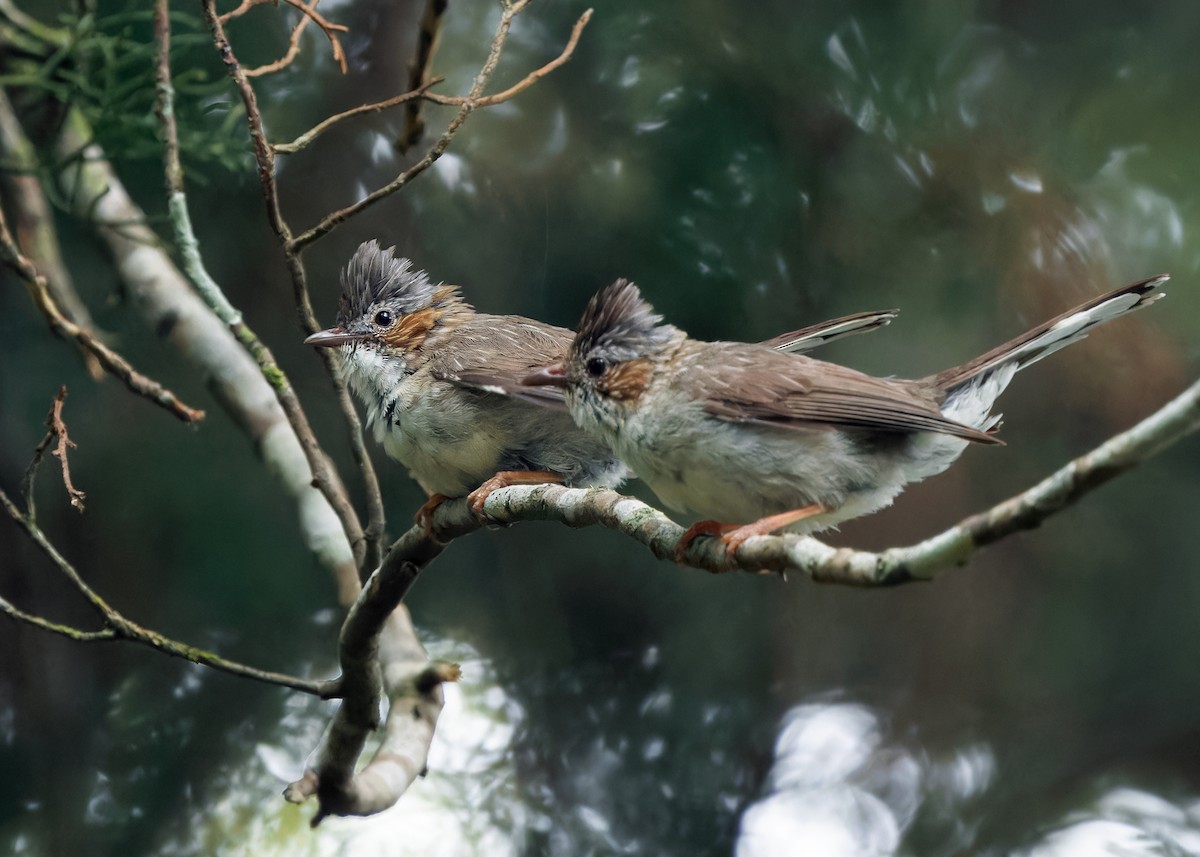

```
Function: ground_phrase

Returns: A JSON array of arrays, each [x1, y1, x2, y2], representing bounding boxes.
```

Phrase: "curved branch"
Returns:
[[285, 375, 1199, 821]]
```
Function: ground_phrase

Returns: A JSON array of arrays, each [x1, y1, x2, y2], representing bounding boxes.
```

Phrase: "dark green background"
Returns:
[[2, 0, 1198, 854]]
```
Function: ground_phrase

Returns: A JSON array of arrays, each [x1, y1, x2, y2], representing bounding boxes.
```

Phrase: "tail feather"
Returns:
[[928, 275, 1168, 395]]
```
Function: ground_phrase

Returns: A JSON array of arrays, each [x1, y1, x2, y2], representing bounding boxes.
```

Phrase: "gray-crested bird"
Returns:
[[522, 275, 1168, 559], [306, 241, 899, 524]]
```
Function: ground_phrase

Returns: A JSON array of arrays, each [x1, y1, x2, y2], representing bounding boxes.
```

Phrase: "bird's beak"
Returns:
[[305, 327, 367, 348], [521, 363, 569, 388]]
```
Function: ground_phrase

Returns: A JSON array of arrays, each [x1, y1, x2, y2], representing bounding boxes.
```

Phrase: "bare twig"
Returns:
[[290, 0, 535, 250], [0, 484, 334, 696], [48, 108, 359, 596], [199, 0, 386, 573], [244, 1, 314, 78], [0, 90, 102, 379], [0, 205, 205, 423], [219, 0, 349, 77], [280, 0, 348, 74], [272, 79, 443, 155], [398, 0, 448, 153], [43, 386, 86, 512], [423, 8, 592, 109], [161, 1, 378, 570]]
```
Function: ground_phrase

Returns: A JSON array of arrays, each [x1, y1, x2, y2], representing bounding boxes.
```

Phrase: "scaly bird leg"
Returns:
[[675, 504, 826, 563], [467, 470, 564, 521]]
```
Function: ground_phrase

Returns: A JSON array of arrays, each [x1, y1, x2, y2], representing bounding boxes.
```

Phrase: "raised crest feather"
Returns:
[[574, 279, 676, 361], [337, 240, 444, 325]]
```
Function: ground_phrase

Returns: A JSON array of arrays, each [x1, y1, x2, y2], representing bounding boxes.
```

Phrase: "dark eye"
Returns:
[[374, 310, 395, 328], [586, 357, 608, 377]]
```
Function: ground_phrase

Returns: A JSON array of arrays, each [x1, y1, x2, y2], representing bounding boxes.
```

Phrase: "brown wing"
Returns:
[[429, 314, 571, 411], [684, 341, 1001, 444]]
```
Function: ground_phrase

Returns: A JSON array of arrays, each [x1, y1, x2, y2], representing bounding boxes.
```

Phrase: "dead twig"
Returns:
[[272, 79, 443, 155], [290, 0, 539, 250], [0, 205, 205, 423], [424, 8, 592, 109]]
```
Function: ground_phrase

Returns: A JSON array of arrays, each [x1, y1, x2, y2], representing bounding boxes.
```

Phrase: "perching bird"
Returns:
[[306, 241, 898, 522], [523, 275, 1168, 559]]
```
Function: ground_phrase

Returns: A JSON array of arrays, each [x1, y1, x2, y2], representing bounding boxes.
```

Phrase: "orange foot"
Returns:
[[466, 470, 563, 522], [675, 504, 826, 563], [414, 493, 452, 538]]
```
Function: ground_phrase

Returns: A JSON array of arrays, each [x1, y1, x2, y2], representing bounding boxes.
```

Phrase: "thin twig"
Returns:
[[423, 8, 592, 109], [0, 205, 205, 423], [281, 0, 347, 74], [199, 0, 387, 572], [219, 0, 348, 75], [0, 485, 334, 695], [290, 0, 535, 250], [165, 1, 378, 569], [45, 386, 86, 511], [272, 79, 443, 155], [244, 1, 314, 78]]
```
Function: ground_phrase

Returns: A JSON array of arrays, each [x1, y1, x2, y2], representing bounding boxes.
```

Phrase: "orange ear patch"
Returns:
[[380, 306, 441, 351], [598, 358, 653, 401]]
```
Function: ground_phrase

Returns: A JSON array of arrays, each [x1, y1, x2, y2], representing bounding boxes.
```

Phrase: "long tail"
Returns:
[[926, 275, 1168, 430]]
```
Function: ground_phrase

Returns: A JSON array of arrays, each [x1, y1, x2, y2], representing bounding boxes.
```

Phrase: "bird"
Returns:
[[305, 240, 898, 525], [522, 274, 1168, 560]]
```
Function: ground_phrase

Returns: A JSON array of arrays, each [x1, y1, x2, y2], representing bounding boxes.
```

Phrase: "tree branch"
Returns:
[[282, 374, 1200, 821], [0, 194, 205, 424], [397, 0, 448, 153], [271, 79, 443, 155], [43, 108, 360, 597], [422, 8, 592, 109], [289, 0, 535, 250], [0, 484, 332, 696], [198, 0, 386, 573]]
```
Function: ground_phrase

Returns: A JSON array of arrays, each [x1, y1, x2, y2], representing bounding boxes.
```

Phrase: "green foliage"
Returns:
[[0, 6, 249, 181]]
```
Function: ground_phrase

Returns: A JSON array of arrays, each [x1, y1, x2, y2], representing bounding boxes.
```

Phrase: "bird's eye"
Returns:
[[586, 357, 608, 377], [374, 310, 395, 328]]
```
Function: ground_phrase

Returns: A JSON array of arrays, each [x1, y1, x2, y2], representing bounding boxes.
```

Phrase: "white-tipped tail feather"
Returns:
[[932, 275, 1168, 431]]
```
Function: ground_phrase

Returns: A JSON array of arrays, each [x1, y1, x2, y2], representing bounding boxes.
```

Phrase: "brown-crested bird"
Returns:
[[523, 275, 1168, 559], [305, 241, 900, 521]]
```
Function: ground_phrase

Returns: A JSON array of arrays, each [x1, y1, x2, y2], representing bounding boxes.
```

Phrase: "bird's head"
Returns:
[[522, 279, 679, 431], [306, 241, 470, 391]]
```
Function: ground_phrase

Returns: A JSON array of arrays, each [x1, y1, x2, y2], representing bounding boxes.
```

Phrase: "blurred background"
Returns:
[[1, 0, 1199, 854]]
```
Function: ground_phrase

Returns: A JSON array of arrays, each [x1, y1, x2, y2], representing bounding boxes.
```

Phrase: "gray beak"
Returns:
[[305, 328, 368, 347], [521, 363, 570, 388]]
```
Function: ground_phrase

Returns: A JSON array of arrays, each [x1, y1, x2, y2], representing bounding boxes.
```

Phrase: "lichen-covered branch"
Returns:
[[284, 526, 460, 824], [42, 109, 359, 597], [283, 375, 1199, 821], [198, 0, 386, 572]]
